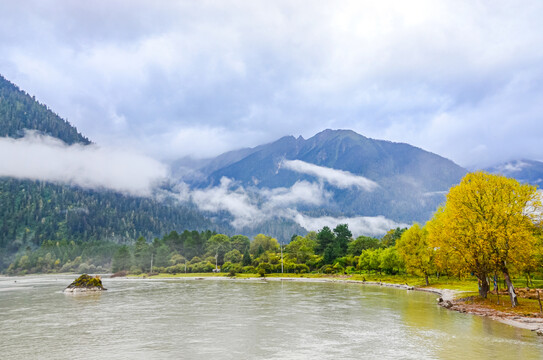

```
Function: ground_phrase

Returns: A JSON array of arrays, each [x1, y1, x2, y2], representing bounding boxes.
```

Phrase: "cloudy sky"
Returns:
[[1, 0, 543, 168]]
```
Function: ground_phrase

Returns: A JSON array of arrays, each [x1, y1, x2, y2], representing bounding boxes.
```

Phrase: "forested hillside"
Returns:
[[0, 178, 219, 250], [0, 74, 225, 269], [0, 74, 89, 144]]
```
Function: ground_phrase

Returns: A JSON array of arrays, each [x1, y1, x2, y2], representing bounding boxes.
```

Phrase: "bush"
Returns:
[[256, 262, 272, 274], [242, 266, 256, 274], [294, 264, 310, 274], [130, 266, 142, 275], [320, 264, 334, 274]]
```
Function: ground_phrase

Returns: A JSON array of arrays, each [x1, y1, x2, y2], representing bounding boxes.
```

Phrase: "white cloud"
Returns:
[[2, 1, 543, 167], [498, 160, 530, 173], [281, 160, 379, 191], [190, 177, 263, 228], [184, 176, 399, 236], [0, 132, 167, 196], [292, 213, 409, 237], [260, 181, 330, 208], [188, 178, 332, 228]]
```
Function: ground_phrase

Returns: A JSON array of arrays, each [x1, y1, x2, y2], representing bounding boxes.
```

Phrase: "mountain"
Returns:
[[0, 73, 468, 259], [0, 74, 223, 261], [0, 74, 90, 144], [188, 129, 467, 223], [485, 159, 543, 186]]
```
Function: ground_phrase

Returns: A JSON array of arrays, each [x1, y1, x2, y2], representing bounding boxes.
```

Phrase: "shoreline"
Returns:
[[133, 274, 543, 334]]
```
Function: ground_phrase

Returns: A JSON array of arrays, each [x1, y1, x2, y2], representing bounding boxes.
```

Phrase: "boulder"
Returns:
[[64, 274, 107, 294]]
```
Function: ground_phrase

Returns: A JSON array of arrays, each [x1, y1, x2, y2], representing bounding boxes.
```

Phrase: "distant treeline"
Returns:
[[4, 224, 407, 275]]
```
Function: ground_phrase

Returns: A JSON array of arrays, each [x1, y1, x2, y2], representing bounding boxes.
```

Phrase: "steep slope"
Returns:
[[199, 129, 467, 223], [0, 74, 89, 144]]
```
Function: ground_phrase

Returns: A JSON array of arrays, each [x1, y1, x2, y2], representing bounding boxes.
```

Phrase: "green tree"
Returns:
[[381, 227, 406, 247], [134, 236, 151, 271], [380, 247, 402, 275], [249, 234, 279, 256], [396, 223, 435, 285], [206, 234, 231, 265], [154, 244, 171, 268], [242, 248, 252, 266], [224, 249, 242, 263], [112, 245, 132, 272], [230, 235, 250, 252], [347, 235, 380, 255], [316, 226, 335, 255], [285, 235, 317, 264], [333, 224, 352, 258]]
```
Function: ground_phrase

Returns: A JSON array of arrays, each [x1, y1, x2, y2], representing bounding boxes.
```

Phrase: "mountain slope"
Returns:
[[0, 74, 89, 144], [196, 129, 467, 223], [0, 74, 222, 256]]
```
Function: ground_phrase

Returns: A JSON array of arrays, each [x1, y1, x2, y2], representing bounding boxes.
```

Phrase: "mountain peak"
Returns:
[[311, 129, 365, 141]]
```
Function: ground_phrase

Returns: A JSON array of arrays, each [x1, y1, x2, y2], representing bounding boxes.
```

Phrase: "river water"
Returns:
[[1, 275, 542, 359]]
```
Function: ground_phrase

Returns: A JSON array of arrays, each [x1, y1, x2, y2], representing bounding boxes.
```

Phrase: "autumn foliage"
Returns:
[[405, 172, 543, 306]]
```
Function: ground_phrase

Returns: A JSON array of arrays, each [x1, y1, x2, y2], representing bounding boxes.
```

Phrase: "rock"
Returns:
[[441, 300, 453, 309], [437, 297, 443, 303], [536, 329, 543, 336], [64, 274, 106, 293]]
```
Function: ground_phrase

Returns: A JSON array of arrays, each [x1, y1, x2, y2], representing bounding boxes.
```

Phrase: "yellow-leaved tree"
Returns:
[[396, 223, 435, 286], [426, 172, 542, 306]]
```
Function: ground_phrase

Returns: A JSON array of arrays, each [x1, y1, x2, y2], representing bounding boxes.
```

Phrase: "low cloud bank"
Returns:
[[0, 132, 168, 196], [189, 178, 330, 229], [281, 159, 379, 191], [0, 134, 401, 236], [293, 214, 409, 237], [186, 176, 401, 236]]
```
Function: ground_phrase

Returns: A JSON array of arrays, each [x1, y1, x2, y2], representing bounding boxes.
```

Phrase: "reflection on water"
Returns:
[[0, 275, 542, 359]]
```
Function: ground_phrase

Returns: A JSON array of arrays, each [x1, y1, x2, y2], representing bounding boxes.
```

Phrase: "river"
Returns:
[[1, 275, 542, 359]]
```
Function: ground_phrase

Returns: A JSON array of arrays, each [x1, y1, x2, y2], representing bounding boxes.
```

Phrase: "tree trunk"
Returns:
[[478, 275, 489, 298], [424, 273, 429, 286], [502, 268, 518, 307]]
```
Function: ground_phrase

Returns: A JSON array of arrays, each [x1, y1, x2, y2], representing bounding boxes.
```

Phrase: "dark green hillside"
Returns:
[[0, 74, 223, 265], [0, 178, 219, 252], [0, 74, 89, 144]]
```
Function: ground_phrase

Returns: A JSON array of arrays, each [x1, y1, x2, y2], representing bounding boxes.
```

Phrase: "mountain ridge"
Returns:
[[179, 128, 467, 224], [0, 74, 90, 145]]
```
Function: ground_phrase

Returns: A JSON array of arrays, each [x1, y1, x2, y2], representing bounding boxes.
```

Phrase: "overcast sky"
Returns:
[[1, 0, 543, 168]]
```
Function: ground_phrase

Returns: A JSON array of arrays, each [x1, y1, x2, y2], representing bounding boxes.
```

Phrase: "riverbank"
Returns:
[[132, 272, 543, 334]]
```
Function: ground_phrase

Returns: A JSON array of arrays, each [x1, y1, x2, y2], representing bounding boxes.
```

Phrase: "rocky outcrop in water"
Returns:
[[64, 274, 107, 293]]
